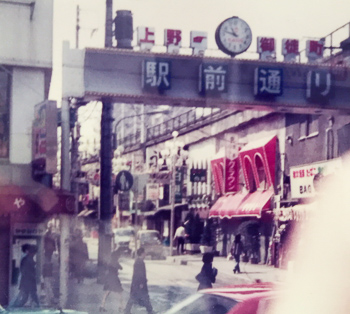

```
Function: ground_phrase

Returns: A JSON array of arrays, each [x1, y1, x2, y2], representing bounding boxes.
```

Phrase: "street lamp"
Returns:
[[159, 131, 189, 256]]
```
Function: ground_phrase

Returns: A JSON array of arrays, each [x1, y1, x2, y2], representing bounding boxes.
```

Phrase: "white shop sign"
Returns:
[[290, 158, 342, 199], [146, 183, 159, 201]]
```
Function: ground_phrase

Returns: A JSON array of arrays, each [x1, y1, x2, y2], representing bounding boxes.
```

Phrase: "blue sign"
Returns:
[[142, 59, 171, 93], [199, 63, 228, 96], [254, 67, 283, 97], [115, 170, 133, 192], [306, 70, 332, 104]]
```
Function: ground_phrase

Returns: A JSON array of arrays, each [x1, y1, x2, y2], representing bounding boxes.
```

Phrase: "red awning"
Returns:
[[239, 136, 277, 190], [0, 185, 75, 217], [209, 189, 274, 218]]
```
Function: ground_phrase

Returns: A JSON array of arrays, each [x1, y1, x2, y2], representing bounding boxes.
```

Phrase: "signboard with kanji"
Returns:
[[199, 63, 228, 96], [290, 159, 341, 199], [174, 167, 183, 203], [142, 59, 171, 93], [82, 48, 350, 113], [254, 67, 283, 97], [190, 169, 207, 182]]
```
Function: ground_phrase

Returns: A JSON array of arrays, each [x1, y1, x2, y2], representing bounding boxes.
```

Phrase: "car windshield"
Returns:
[[114, 229, 134, 237], [164, 293, 239, 314], [140, 232, 161, 244]]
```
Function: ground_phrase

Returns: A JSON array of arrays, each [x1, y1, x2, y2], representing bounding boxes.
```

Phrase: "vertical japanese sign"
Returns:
[[142, 59, 171, 93], [306, 70, 332, 103], [174, 167, 183, 203], [254, 67, 283, 97], [199, 63, 228, 96], [282, 38, 299, 62], [224, 133, 239, 193], [257, 37, 276, 61], [32, 100, 57, 174], [190, 31, 208, 56], [137, 26, 155, 51]]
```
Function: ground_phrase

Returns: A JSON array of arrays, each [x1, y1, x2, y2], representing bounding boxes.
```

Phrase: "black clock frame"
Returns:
[[215, 16, 252, 57]]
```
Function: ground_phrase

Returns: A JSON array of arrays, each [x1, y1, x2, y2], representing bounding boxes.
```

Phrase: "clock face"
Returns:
[[215, 17, 252, 56]]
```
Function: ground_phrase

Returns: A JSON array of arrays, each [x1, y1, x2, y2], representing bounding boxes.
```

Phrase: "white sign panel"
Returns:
[[164, 29, 182, 54], [290, 159, 342, 199], [137, 26, 155, 51], [13, 223, 45, 236], [146, 183, 159, 201], [190, 31, 208, 56]]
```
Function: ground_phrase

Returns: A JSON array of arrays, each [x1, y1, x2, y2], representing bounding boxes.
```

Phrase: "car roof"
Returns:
[[201, 283, 278, 302]]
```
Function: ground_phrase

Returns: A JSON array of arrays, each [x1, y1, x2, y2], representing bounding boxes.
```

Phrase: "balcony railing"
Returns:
[[117, 108, 223, 149], [146, 108, 222, 142]]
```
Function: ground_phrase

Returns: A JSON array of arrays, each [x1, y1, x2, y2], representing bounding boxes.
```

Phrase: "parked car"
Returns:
[[164, 283, 279, 314], [113, 227, 135, 254], [0, 305, 88, 314], [129, 230, 164, 260]]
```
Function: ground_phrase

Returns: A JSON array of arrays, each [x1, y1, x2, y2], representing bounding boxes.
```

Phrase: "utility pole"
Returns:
[[98, 0, 114, 280]]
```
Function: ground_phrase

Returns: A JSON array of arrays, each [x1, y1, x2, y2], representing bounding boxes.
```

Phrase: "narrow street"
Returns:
[[67, 238, 285, 313]]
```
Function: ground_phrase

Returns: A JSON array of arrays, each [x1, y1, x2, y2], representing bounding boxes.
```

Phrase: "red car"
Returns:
[[164, 282, 279, 314]]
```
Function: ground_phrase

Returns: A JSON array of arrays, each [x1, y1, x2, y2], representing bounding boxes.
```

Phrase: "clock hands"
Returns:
[[225, 30, 238, 37]]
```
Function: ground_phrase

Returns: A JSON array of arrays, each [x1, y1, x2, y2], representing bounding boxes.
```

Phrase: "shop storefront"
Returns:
[[272, 158, 343, 268], [0, 185, 74, 306], [209, 135, 278, 263]]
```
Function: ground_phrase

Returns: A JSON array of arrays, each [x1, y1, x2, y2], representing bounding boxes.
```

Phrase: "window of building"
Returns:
[[0, 68, 9, 158], [255, 155, 267, 190], [299, 115, 319, 140], [326, 116, 335, 160], [244, 157, 256, 192]]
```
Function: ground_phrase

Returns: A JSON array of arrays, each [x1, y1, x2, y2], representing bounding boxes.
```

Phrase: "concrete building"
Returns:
[[0, 0, 72, 307]]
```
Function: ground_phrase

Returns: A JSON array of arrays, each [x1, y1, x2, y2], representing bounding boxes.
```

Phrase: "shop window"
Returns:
[[326, 116, 334, 160], [244, 157, 256, 192], [0, 68, 9, 158], [255, 155, 267, 190], [299, 115, 319, 140]]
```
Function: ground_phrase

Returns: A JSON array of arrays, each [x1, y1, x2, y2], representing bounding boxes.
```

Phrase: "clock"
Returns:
[[215, 16, 252, 57]]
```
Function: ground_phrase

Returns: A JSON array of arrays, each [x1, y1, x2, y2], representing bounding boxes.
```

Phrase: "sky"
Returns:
[[50, 0, 350, 153]]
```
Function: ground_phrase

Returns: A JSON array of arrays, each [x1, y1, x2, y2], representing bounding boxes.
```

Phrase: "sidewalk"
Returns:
[[166, 253, 287, 285]]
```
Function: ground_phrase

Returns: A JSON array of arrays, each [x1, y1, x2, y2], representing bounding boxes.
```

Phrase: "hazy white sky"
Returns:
[[52, 0, 350, 99], [51, 0, 350, 152]]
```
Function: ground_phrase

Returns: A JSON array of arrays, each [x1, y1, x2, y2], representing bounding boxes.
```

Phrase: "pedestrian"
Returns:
[[11, 244, 31, 307], [12, 245, 40, 308], [100, 247, 124, 312], [231, 234, 244, 274], [44, 223, 56, 262], [70, 229, 89, 283], [124, 247, 154, 314], [195, 252, 217, 291], [173, 223, 186, 255]]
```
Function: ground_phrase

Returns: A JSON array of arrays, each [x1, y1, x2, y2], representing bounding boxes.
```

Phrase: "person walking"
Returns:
[[231, 234, 244, 274], [173, 223, 186, 255], [12, 245, 40, 307], [44, 224, 56, 262], [195, 252, 217, 291], [100, 247, 124, 312], [124, 248, 154, 314], [70, 229, 89, 283]]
